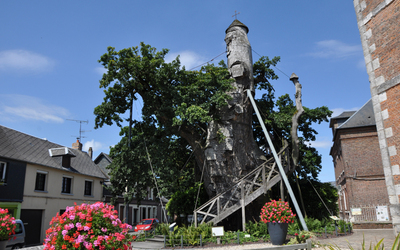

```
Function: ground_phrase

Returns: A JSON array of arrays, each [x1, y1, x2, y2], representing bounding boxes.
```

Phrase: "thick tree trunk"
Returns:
[[201, 20, 265, 196]]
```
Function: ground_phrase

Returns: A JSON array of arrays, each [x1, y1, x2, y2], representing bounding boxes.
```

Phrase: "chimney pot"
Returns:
[[88, 147, 93, 159], [72, 139, 83, 151]]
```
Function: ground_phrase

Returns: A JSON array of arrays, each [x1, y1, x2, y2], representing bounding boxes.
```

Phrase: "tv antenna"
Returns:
[[67, 119, 91, 141]]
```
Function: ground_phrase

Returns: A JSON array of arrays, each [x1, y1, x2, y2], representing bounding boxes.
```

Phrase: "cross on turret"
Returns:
[[232, 10, 240, 19]]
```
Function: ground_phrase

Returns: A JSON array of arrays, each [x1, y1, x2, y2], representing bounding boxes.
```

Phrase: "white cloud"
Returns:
[[309, 40, 362, 59], [0, 94, 69, 123], [83, 139, 104, 152], [306, 140, 332, 149], [0, 50, 54, 73], [95, 66, 107, 75], [357, 58, 366, 69], [165, 51, 206, 70]]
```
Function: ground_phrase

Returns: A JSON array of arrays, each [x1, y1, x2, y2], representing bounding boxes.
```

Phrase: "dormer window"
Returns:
[[49, 147, 76, 168]]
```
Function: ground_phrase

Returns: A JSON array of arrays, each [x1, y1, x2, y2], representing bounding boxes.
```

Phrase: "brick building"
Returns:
[[354, 0, 400, 233], [330, 100, 391, 227]]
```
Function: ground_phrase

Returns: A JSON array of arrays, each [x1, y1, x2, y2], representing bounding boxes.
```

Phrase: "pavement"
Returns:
[[130, 229, 398, 250], [315, 229, 397, 249]]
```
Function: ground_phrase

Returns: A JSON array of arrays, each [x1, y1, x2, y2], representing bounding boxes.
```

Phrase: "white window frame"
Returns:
[[84, 179, 93, 196], [149, 188, 154, 200], [34, 170, 48, 192], [0, 161, 6, 183], [61, 175, 73, 195]]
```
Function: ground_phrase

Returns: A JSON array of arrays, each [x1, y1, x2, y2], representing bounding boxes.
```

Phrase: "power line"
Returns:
[[252, 49, 291, 79], [188, 51, 226, 71]]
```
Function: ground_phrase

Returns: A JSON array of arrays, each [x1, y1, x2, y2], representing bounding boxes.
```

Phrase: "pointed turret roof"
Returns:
[[226, 19, 249, 34]]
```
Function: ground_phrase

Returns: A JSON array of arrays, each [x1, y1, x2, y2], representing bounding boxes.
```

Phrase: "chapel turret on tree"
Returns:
[[204, 20, 265, 196]]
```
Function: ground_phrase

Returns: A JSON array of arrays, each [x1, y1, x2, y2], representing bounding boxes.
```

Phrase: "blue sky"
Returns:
[[0, 1, 370, 183]]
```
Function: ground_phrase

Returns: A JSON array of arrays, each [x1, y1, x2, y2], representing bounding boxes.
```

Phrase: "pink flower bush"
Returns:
[[43, 202, 132, 250], [260, 199, 296, 224], [0, 208, 16, 241]]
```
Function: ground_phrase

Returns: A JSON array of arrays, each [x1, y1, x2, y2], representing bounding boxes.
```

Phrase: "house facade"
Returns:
[[0, 125, 106, 245], [354, 0, 400, 233], [94, 153, 168, 226], [330, 100, 391, 228]]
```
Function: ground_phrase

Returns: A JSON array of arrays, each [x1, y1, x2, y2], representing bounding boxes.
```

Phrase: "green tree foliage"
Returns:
[[95, 43, 233, 206], [296, 179, 338, 220], [94, 43, 336, 220], [165, 183, 208, 226]]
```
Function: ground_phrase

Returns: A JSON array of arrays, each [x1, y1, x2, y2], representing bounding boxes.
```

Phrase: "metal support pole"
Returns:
[[241, 181, 246, 232], [246, 89, 308, 231]]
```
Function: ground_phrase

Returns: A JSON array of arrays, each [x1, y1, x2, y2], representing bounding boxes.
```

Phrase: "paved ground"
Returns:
[[315, 229, 397, 249], [130, 229, 398, 250]]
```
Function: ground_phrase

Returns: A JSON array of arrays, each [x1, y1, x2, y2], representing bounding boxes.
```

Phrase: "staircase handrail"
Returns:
[[194, 145, 288, 212]]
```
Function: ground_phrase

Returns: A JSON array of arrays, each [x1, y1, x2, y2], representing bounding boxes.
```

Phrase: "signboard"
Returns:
[[376, 206, 389, 221], [212, 226, 224, 237], [329, 215, 340, 221], [351, 208, 362, 215]]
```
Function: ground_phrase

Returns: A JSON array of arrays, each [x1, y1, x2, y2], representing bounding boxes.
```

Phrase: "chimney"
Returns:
[[72, 139, 82, 151], [88, 147, 93, 159]]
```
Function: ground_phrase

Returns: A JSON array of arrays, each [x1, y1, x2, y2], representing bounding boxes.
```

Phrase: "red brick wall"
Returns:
[[340, 127, 384, 177], [381, 86, 400, 186], [332, 125, 388, 208], [354, 0, 399, 229], [366, 1, 400, 81], [362, 0, 384, 19], [348, 178, 389, 205], [353, 223, 392, 229]]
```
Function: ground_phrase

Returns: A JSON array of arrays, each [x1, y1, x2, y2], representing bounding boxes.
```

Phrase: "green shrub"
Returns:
[[287, 231, 314, 245], [288, 217, 336, 235], [155, 223, 170, 235], [245, 221, 269, 238], [337, 219, 352, 233]]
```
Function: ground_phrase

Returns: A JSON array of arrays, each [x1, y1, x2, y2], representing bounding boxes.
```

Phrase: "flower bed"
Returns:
[[0, 208, 16, 241], [43, 202, 132, 250]]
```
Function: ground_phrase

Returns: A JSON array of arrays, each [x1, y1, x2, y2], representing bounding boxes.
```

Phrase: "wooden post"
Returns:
[[262, 164, 266, 194], [217, 197, 220, 216], [194, 211, 197, 227], [241, 181, 245, 231]]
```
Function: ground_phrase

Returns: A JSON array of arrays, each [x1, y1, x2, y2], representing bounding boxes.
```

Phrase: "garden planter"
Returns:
[[268, 222, 288, 245], [0, 240, 8, 250]]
